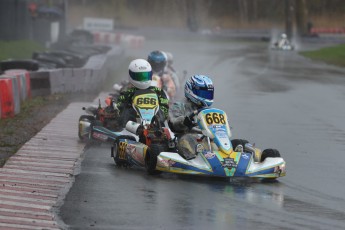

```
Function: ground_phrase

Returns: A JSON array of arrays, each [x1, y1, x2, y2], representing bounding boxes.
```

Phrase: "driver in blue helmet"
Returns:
[[168, 75, 214, 159], [147, 50, 177, 100]]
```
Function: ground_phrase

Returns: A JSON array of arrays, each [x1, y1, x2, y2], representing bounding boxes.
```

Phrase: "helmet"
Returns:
[[165, 52, 173, 65], [147, 50, 167, 74], [281, 33, 287, 39], [185, 75, 214, 107], [128, 59, 152, 89]]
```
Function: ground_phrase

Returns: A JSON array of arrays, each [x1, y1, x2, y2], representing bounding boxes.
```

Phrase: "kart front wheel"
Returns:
[[145, 143, 167, 175], [261, 149, 281, 162]]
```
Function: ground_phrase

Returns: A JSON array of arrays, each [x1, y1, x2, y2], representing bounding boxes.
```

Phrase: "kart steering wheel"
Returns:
[[150, 115, 162, 130]]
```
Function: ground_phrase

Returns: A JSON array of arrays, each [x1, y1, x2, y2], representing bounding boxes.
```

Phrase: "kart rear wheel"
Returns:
[[231, 139, 249, 151], [261, 149, 281, 162], [145, 143, 167, 175], [78, 115, 95, 140]]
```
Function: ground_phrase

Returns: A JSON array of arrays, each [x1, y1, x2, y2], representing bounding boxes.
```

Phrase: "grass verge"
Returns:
[[0, 95, 69, 167], [0, 40, 45, 61], [300, 43, 345, 67]]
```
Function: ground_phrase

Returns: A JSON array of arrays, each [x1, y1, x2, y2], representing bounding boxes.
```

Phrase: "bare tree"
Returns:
[[238, 0, 249, 23], [295, 0, 307, 36]]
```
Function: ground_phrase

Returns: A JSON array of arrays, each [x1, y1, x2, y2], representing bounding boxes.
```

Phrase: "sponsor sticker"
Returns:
[[204, 152, 216, 159], [92, 132, 108, 141], [241, 153, 250, 160], [160, 159, 176, 167], [222, 158, 237, 168]]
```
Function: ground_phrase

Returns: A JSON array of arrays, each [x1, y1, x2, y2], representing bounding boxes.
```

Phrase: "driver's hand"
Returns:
[[183, 116, 194, 129]]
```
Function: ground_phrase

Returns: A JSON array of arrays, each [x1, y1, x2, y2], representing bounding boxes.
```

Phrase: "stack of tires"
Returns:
[[0, 69, 31, 119]]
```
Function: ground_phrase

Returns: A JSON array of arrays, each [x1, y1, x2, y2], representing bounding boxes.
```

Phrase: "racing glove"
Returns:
[[183, 116, 194, 129]]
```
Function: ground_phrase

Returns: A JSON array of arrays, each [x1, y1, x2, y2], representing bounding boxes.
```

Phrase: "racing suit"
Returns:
[[168, 99, 198, 133], [115, 86, 169, 127], [168, 99, 208, 159], [152, 70, 177, 100]]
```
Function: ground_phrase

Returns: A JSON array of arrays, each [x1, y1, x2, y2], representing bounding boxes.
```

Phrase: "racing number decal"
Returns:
[[133, 94, 159, 109], [136, 97, 157, 105], [205, 112, 226, 125], [118, 141, 128, 160]]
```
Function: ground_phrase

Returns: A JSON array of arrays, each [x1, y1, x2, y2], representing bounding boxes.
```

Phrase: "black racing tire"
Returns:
[[261, 149, 281, 162], [112, 141, 126, 166], [231, 139, 249, 150], [78, 115, 95, 140], [0, 59, 39, 71], [145, 143, 167, 175]]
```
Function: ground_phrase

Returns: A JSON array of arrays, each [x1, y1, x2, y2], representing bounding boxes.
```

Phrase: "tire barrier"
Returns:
[[92, 31, 145, 48], [28, 45, 123, 97], [310, 28, 345, 34], [0, 70, 33, 119], [0, 78, 14, 118], [0, 59, 39, 72], [0, 45, 123, 119], [4, 69, 31, 101], [29, 71, 51, 97], [0, 75, 21, 118]]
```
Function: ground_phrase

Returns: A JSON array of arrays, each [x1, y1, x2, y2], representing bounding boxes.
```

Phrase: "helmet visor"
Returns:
[[129, 70, 153, 82], [150, 62, 166, 73], [194, 88, 214, 100]]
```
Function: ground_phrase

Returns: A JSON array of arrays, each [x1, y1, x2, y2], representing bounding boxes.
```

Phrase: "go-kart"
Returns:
[[271, 40, 295, 51], [78, 98, 124, 143], [78, 88, 170, 144], [111, 107, 286, 180], [110, 89, 175, 173]]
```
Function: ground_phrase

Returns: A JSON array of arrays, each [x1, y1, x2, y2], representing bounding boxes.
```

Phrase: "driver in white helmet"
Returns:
[[113, 59, 169, 126]]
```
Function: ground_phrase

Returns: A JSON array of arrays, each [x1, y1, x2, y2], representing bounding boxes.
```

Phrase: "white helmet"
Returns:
[[281, 33, 287, 39], [128, 59, 152, 89]]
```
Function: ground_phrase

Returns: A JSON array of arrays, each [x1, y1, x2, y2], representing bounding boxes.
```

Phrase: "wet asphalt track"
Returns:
[[59, 37, 345, 230]]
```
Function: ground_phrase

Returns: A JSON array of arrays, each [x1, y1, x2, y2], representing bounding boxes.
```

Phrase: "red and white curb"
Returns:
[[0, 102, 87, 230]]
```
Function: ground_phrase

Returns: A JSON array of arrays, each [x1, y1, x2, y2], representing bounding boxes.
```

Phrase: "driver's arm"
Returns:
[[168, 102, 190, 132], [115, 88, 135, 112]]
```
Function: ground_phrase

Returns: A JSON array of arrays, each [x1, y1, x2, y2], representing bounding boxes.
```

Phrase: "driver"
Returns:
[[278, 33, 290, 47], [105, 59, 169, 128], [168, 75, 214, 159], [147, 50, 177, 100]]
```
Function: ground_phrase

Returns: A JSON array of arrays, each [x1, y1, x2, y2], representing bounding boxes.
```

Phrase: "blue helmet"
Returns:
[[185, 75, 214, 107], [147, 50, 167, 74]]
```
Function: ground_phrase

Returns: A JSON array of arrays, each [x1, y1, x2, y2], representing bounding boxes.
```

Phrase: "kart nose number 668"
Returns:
[[205, 112, 226, 125]]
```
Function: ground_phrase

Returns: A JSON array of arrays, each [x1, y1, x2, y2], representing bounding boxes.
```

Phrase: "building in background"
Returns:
[[0, 0, 66, 46]]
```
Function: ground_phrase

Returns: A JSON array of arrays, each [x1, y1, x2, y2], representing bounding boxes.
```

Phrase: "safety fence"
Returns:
[[310, 28, 345, 34], [0, 45, 123, 120]]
